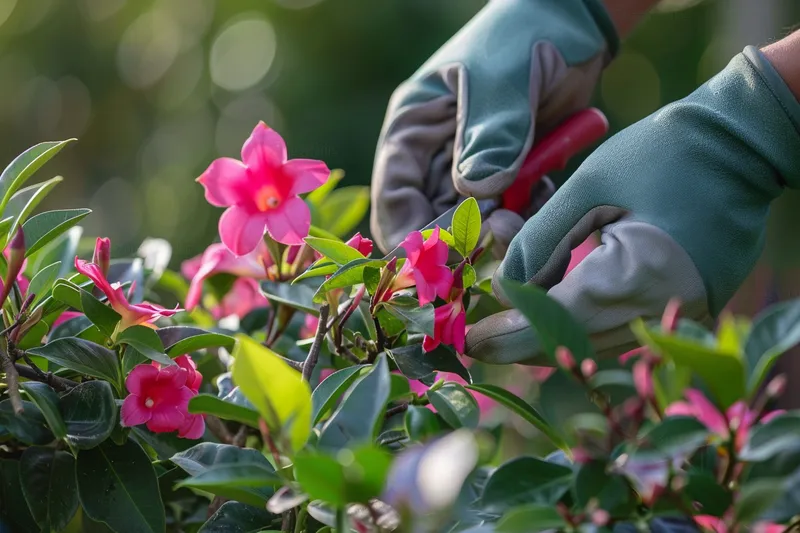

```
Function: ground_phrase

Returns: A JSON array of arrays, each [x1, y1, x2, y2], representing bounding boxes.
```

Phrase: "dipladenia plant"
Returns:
[[3, 127, 800, 533]]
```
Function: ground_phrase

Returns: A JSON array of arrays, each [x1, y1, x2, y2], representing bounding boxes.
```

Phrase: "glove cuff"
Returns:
[[581, 0, 620, 60]]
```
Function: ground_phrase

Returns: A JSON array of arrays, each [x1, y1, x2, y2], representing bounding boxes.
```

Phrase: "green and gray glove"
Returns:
[[465, 46, 800, 365], [369, 0, 619, 255]]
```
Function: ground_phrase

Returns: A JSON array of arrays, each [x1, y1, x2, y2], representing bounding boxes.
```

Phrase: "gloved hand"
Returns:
[[465, 45, 800, 365], [369, 0, 619, 256]]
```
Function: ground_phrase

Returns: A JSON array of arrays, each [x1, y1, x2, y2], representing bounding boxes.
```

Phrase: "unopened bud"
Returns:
[[591, 509, 610, 526], [452, 262, 465, 291], [766, 374, 787, 398], [555, 346, 575, 371], [633, 360, 653, 399], [386, 257, 397, 274], [0, 228, 25, 306], [661, 298, 681, 333], [580, 358, 597, 379], [93, 237, 111, 277]]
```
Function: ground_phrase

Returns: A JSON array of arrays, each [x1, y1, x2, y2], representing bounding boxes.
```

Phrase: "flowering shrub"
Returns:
[[2, 127, 800, 533]]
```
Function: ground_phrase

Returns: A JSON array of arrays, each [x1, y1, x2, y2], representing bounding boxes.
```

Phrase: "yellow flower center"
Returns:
[[255, 186, 281, 212], [145, 398, 155, 408]]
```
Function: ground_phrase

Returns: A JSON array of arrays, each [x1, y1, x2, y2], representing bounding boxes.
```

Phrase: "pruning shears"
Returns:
[[383, 107, 610, 260]]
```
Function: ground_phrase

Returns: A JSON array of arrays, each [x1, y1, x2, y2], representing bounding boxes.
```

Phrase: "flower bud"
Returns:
[[0, 228, 25, 307], [555, 346, 575, 371], [661, 298, 681, 333], [766, 374, 787, 399], [580, 358, 597, 379], [93, 237, 111, 277], [345, 233, 373, 257], [633, 360, 653, 399], [591, 509, 610, 526]]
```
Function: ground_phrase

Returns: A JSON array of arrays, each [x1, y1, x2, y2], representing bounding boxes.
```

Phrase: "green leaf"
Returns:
[[26, 261, 61, 305], [634, 416, 710, 459], [51, 278, 84, 310], [81, 289, 121, 337], [22, 208, 92, 257], [31, 225, 82, 281], [462, 264, 477, 289], [8, 176, 63, 238], [466, 384, 569, 454], [294, 446, 392, 506], [499, 278, 594, 362], [421, 227, 456, 248], [316, 186, 370, 238], [404, 405, 442, 441], [0, 139, 75, 216], [293, 262, 338, 283], [382, 301, 435, 337], [389, 373, 412, 402], [28, 337, 121, 389], [172, 443, 277, 507], [232, 335, 312, 454], [262, 279, 320, 315], [307, 224, 341, 241], [311, 365, 366, 424], [19, 447, 79, 532], [744, 298, 800, 392], [199, 502, 275, 533], [572, 461, 633, 513], [496, 504, 566, 533], [734, 479, 784, 525], [20, 381, 67, 439], [740, 413, 800, 462], [685, 471, 732, 517], [304, 237, 365, 265], [634, 320, 746, 409], [588, 369, 635, 393], [317, 354, 391, 451], [76, 439, 165, 533], [482, 457, 572, 514], [389, 343, 471, 383], [61, 381, 117, 450], [165, 331, 235, 358], [451, 197, 481, 257], [306, 168, 344, 208], [0, 399, 54, 444], [0, 459, 39, 533], [428, 383, 479, 429], [116, 325, 173, 366], [313, 259, 386, 303], [188, 394, 260, 428], [130, 426, 194, 461]]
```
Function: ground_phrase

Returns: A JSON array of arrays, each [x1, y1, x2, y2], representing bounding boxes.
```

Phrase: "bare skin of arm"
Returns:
[[603, 0, 663, 38], [762, 30, 800, 100]]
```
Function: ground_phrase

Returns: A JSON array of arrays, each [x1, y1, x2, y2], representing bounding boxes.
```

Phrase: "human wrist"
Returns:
[[598, 0, 661, 38], [761, 30, 800, 101]]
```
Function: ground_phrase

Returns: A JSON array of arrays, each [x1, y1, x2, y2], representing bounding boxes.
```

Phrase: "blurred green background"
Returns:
[[0, 0, 798, 316]]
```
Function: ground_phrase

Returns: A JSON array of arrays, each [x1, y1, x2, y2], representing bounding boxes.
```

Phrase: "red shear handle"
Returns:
[[501, 108, 609, 215]]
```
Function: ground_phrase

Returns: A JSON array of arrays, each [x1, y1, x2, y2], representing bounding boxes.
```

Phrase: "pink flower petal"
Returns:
[[263, 196, 311, 245], [125, 364, 159, 396], [178, 413, 206, 439], [241, 122, 287, 172], [422, 334, 440, 353], [158, 365, 189, 389], [196, 157, 250, 207], [219, 205, 269, 256], [451, 307, 466, 354], [74, 258, 117, 301], [147, 405, 186, 433], [284, 159, 330, 196], [120, 395, 151, 427]]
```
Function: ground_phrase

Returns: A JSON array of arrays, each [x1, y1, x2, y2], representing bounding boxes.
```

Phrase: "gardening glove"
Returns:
[[370, 0, 619, 255], [465, 46, 800, 365]]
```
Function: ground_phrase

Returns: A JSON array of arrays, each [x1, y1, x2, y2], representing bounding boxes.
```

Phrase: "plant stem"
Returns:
[[293, 506, 307, 533], [302, 303, 330, 382], [13, 363, 77, 392], [0, 342, 22, 413], [385, 403, 409, 420], [281, 509, 295, 533], [373, 316, 386, 354], [781, 517, 800, 533]]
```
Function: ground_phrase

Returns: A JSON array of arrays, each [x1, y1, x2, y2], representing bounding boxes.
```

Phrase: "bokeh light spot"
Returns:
[[0, 0, 17, 28], [215, 95, 284, 156], [117, 10, 181, 89], [79, 0, 126, 22], [600, 51, 661, 126], [210, 15, 276, 92]]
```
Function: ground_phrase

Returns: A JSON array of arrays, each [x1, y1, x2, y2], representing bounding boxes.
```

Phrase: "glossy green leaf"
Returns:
[[311, 365, 366, 424], [19, 447, 79, 532], [466, 383, 569, 453], [6, 181, 58, 221], [156, 325, 230, 352], [51, 278, 84, 311], [262, 279, 320, 315], [740, 413, 800, 462], [313, 258, 386, 302], [317, 354, 391, 451], [462, 263, 477, 288], [404, 405, 442, 441], [28, 337, 121, 388], [499, 278, 594, 362], [23, 208, 92, 257], [232, 335, 312, 453], [26, 260, 61, 305], [294, 446, 392, 506], [198, 502, 275, 533], [61, 380, 117, 450], [0, 399, 54, 445], [496, 504, 565, 533], [745, 298, 800, 392], [572, 461, 633, 513], [76, 439, 165, 533], [0, 139, 75, 216], [389, 343, 471, 383], [451, 197, 481, 257], [315, 186, 370, 237], [634, 320, 746, 408], [165, 331, 235, 357], [389, 373, 412, 402], [293, 262, 338, 283], [382, 301, 435, 337], [117, 325, 173, 366], [685, 471, 732, 517], [734, 479, 784, 525], [8, 176, 63, 238], [306, 168, 344, 207], [188, 394, 260, 428], [634, 416, 710, 460], [130, 426, 194, 462], [80, 289, 121, 337], [481, 456, 572, 514], [428, 383, 479, 429], [0, 459, 39, 532], [304, 237, 365, 265], [20, 381, 66, 439], [31, 225, 82, 281]]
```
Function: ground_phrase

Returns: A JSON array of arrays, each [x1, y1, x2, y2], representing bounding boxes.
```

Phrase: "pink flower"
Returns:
[[93, 237, 111, 277], [695, 514, 783, 533], [211, 278, 268, 320], [197, 122, 330, 254], [300, 313, 319, 339], [51, 311, 84, 329], [633, 360, 653, 399], [182, 241, 271, 310], [173, 355, 203, 393], [666, 389, 783, 452], [76, 238, 181, 333], [345, 233, 373, 257], [120, 364, 195, 435], [396, 228, 453, 307], [422, 293, 466, 354]]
